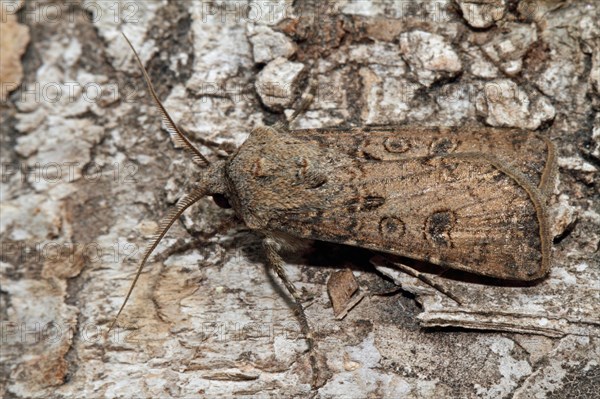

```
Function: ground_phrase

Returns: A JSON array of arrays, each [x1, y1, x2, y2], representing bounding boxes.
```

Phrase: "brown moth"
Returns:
[[227, 127, 554, 281], [110, 34, 555, 382]]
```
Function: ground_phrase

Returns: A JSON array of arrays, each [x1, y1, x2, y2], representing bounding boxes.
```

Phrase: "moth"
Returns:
[[110, 34, 556, 382]]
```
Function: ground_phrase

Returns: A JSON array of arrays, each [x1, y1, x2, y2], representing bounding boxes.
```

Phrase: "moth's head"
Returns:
[[198, 160, 232, 209]]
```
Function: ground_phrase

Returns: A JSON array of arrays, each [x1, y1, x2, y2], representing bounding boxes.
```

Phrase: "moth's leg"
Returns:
[[262, 236, 319, 383], [288, 70, 318, 125], [181, 128, 233, 158], [272, 64, 319, 132], [372, 256, 462, 305]]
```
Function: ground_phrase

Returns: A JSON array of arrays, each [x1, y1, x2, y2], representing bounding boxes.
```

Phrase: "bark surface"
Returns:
[[1, 1, 599, 397]]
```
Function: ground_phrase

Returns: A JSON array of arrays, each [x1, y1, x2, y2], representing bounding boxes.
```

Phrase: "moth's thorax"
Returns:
[[224, 126, 334, 229]]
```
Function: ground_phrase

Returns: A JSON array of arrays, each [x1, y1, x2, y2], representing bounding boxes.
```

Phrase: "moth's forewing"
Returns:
[[292, 127, 557, 198], [226, 127, 551, 281]]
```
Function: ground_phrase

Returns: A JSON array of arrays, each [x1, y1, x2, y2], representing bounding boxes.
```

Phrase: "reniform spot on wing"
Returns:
[[424, 209, 457, 247]]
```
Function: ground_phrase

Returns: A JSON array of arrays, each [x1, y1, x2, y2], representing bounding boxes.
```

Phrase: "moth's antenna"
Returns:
[[107, 186, 208, 334], [122, 33, 210, 167]]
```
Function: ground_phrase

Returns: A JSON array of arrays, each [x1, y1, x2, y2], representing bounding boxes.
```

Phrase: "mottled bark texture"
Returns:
[[1, 0, 598, 398]]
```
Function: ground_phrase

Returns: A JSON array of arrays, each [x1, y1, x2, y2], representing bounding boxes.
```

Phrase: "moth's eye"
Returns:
[[212, 194, 231, 209]]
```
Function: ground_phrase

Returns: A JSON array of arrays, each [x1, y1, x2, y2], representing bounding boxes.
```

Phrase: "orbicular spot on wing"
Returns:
[[429, 137, 457, 155], [379, 216, 406, 238], [424, 209, 457, 247], [384, 137, 411, 153]]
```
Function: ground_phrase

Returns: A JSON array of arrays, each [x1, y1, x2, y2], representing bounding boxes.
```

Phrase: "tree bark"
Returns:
[[1, 0, 598, 397]]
